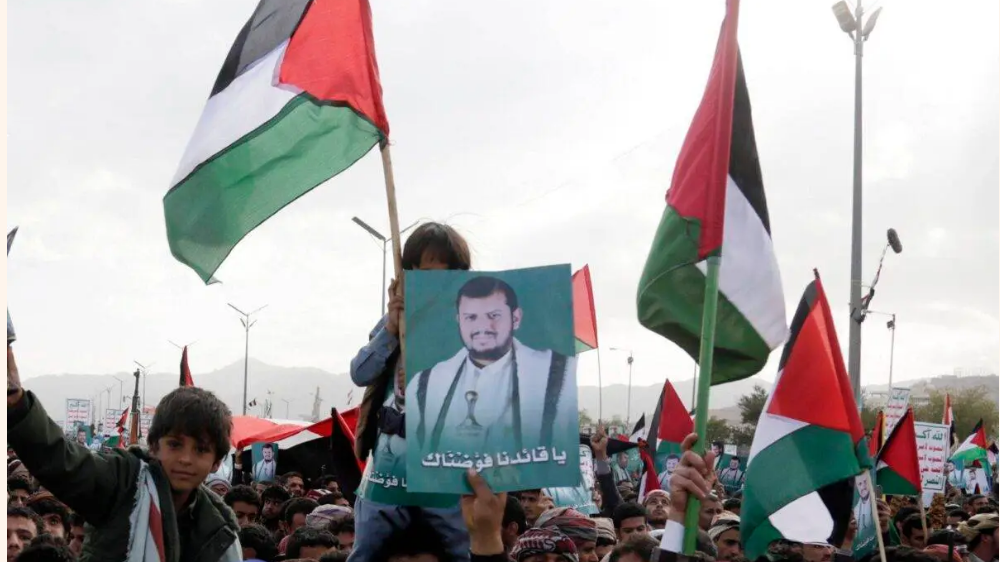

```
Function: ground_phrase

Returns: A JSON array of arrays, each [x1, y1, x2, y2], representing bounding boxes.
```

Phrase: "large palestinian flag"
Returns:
[[636, 0, 786, 385], [572, 265, 600, 354], [165, 0, 390, 283], [875, 407, 921, 496], [741, 273, 868, 560]]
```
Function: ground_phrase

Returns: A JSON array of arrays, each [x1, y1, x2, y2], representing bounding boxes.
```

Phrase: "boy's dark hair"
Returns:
[[612, 502, 648, 530], [261, 484, 291, 504], [901, 514, 927, 538], [610, 533, 660, 562], [319, 551, 350, 562], [862, 546, 939, 562], [328, 515, 355, 535], [283, 498, 319, 525], [16, 535, 75, 562], [26, 497, 70, 536], [8, 475, 32, 494], [287, 527, 338, 558], [238, 524, 278, 562], [926, 529, 967, 547], [402, 222, 471, 272], [283, 471, 304, 482], [223, 484, 262, 508], [894, 506, 920, 527], [314, 474, 337, 488], [8, 505, 44, 535], [147, 387, 232, 463], [457, 276, 519, 311], [68, 512, 85, 528], [374, 518, 448, 560], [948, 508, 970, 522], [503, 494, 527, 535], [723, 497, 742, 511]]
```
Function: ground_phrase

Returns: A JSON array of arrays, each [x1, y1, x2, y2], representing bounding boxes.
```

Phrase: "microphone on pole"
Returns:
[[887, 228, 903, 254]]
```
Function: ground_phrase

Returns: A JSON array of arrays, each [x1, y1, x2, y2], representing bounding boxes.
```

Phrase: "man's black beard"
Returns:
[[467, 336, 513, 366]]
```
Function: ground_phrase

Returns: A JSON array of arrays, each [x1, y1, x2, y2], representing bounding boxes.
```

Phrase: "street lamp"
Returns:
[[610, 347, 634, 428], [832, 0, 885, 404], [865, 310, 897, 391], [112, 376, 124, 411], [281, 398, 292, 419], [229, 303, 267, 416], [351, 217, 419, 316]]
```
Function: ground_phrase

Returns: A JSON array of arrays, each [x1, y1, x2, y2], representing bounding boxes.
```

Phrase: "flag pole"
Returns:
[[865, 470, 889, 562], [596, 347, 604, 422], [917, 499, 929, 549], [380, 143, 406, 363], [682, 255, 722, 554]]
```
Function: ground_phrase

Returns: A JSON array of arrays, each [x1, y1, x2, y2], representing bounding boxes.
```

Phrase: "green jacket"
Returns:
[[7, 391, 241, 562]]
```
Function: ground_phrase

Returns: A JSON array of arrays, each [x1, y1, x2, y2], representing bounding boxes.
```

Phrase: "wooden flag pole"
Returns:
[[682, 255, 722, 555], [380, 144, 407, 385], [917, 497, 930, 549], [865, 470, 889, 562]]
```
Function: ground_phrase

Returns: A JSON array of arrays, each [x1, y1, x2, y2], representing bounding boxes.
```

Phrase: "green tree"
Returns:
[[706, 416, 731, 445], [912, 387, 998, 439], [579, 409, 594, 431], [738, 385, 769, 425]]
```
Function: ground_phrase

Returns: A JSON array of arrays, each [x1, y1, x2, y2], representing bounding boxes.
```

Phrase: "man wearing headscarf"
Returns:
[[511, 527, 579, 562], [593, 518, 617, 560], [642, 490, 670, 530], [535, 507, 599, 562]]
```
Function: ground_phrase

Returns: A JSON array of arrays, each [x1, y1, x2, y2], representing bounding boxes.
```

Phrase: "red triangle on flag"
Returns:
[[572, 265, 599, 351], [658, 380, 694, 444], [877, 407, 922, 494]]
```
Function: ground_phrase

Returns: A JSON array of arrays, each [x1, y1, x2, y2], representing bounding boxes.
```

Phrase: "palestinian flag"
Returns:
[[572, 265, 600, 354], [179, 346, 195, 387], [636, 0, 786, 385], [868, 410, 885, 459], [741, 272, 868, 560], [639, 379, 693, 500], [942, 394, 955, 448], [951, 419, 989, 465], [875, 407, 921, 496], [165, 0, 390, 283], [629, 414, 647, 442]]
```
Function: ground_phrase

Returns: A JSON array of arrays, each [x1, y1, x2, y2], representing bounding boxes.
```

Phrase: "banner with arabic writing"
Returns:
[[405, 265, 579, 494], [914, 422, 949, 493], [545, 444, 599, 515], [852, 472, 878, 559]]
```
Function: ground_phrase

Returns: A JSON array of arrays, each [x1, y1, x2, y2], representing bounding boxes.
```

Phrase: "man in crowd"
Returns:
[[279, 497, 320, 554], [900, 514, 929, 549], [223, 484, 262, 527], [968, 495, 992, 517], [8, 505, 42, 562], [260, 484, 291, 537], [6, 478, 31, 507], [239, 524, 279, 562], [25, 493, 69, 541], [698, 492, 723, 531], [67, 513, 85, 558], [284, 471, 306, 498], [287, 527, 338, 560], [519, 489, 548, 527], [960, 513, 998, 562], [329, 516, 356, 554], [709, 515, 743, 562], [612, 503, 649, 543], [535, 507, 599, 562], [642, 490, 670, 531], [501, 496, 527, 557]]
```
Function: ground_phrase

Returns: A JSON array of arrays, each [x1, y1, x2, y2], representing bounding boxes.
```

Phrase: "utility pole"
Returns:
[[228, 303, 267, 416]]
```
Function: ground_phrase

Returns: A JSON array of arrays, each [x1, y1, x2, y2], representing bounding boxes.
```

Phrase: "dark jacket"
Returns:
[[7, 391, 241, 562]]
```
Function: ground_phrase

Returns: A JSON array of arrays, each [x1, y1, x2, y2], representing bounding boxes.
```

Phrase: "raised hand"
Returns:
[[461, 468, 506, 555], [667, 432, 717, 523]]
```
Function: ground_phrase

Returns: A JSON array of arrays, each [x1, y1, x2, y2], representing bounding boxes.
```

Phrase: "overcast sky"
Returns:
[[8, 1, 999, 396]]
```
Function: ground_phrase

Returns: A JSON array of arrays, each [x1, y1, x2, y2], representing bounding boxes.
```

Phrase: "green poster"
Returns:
[[715, 453, 748, 496], [405, 265, 580, 494], [852, 474, 878, 558]]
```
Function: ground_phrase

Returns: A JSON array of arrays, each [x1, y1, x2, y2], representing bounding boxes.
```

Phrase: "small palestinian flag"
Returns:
[[572, 265, 599, 354], [636, 0, 786, 385], [875, 407, 922, 496], [868, 410, 885, 459], [951, 419, 989, 465], [179, 346, 195, 387], [741, 272, 868, 559], [943, 393, 955, 448], [638, 379, 693, 501], [165, 0, 390, 283]]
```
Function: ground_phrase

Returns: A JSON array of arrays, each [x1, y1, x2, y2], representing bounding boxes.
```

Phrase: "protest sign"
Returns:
[[852, 473, 878, 559], [914, 422, 949, 493], [545, 444, 599, 515], [64, 399, 91, 434], [884, 387, 911, 435], [405, 265, 579, 494], [251, 442, 279, 483]]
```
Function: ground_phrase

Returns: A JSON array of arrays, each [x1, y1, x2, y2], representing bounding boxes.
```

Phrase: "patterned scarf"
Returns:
[[512, 528, 579, 562], [126, 461, 167, 562]]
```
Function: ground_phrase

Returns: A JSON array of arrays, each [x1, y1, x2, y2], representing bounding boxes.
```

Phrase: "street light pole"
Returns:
[[610, 347, 634, 429], [281, 398, 292, 419], [352, 217, 419, 316], [832, 0, 882, 405], [866, 310, 897, 390], [228, 303, 268, 416], [112, 376, 124, 411]]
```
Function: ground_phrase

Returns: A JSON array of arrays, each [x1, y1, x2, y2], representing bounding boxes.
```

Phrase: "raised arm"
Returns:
[[7, 347, 134, 526], [349, 315, 400, 386]]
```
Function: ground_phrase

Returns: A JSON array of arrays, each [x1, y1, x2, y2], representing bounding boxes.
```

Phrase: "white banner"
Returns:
[[64, 399, 92, 432], [102, 408, 124, 436], [914, 421, 949, 493], [884, 387, 911, 435]]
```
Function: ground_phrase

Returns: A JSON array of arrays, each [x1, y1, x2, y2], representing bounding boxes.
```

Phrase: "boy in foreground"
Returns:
[[7, 345, 241, 562]]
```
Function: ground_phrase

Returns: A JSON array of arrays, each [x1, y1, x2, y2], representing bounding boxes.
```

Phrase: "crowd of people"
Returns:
[[7, 223, 1000, 562]]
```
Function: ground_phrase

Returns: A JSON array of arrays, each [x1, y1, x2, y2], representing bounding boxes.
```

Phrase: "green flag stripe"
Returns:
[[164, 93, 382, 283], [875, 466, 920, 496], [741, 424, 861, 559], [637, 206, 771, 384], [574, 338, 595, 354]]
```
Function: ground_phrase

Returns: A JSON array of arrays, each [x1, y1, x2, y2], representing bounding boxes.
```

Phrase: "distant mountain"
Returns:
[[20, 359, 997, 433]]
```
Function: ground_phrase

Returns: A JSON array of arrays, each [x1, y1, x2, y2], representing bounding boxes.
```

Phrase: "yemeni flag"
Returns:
[[179, 346, 195, 387], [943, 394, 956, 448], [165, 0, 390, 283], [741, 272, 868, 560], [636, 0, 786, 385], [951, 419, 989, 465], [875, 407, 921, 496], [572, 265, 600, 354], [638, 379, 693, 500], [868, 410, 885, 459]]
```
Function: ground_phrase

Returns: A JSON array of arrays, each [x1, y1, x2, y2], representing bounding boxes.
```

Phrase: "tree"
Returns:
[[912, 387, 998, 439], [706, 416, 731, 445], [579, 409, 594, 431], [738, 385, 769, 426]]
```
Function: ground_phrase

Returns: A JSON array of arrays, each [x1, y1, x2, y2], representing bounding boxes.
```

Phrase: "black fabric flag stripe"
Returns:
[[776, 279, 817, 371], [210, 0, 312, 96], [728, 50, 771, 235]]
